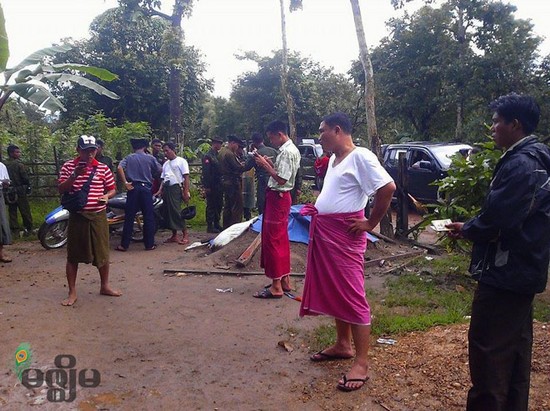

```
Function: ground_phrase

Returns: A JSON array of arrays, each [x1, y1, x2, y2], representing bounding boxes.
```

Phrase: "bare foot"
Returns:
[[178, 238, 189, 245], [61, 294, 77, 306], [281, 275, 292, 292], [100, 287, 122, 297], [164, 236, 178, 243]]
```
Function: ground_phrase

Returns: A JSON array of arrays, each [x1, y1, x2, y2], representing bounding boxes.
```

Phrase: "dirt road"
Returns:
[[0, 228, 548, 410]]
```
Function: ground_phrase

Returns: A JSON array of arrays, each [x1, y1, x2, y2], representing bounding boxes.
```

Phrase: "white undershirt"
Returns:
[[161, 157, 189, 186], [315, 147, 393, 214]]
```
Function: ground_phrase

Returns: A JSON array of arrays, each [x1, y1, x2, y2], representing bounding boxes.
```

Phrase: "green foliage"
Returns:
[[367, 0, 547, 142], [419, 138, 502, 250], [53, 113, 151, 162], [228, 50, 361, 138], [51, 5, 211, 145], [433, 139, 501, 220], [0, 40, 119, 113], [185, 187, 205, 229]]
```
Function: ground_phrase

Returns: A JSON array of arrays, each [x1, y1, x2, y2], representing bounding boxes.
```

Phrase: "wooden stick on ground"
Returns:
[[235, 233, 262, 267]]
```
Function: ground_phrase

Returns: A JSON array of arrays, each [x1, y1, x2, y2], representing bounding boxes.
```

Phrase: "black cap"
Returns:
[[77, 135, 98, 150], [211, 137, 224, 144], [130, 138, 150, 149], [227, 135, 245, 147]]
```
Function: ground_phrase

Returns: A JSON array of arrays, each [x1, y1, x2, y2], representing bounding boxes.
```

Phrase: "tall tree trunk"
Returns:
[[350, 0, 380, 157], [455, 4, 466, 141], [279, 0, 297, 141], [168, 2, 186, 146], [350, 0, 393, 237]]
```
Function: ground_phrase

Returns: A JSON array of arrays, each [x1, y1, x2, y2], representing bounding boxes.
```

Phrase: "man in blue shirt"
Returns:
[[116, 138, 162, 251]]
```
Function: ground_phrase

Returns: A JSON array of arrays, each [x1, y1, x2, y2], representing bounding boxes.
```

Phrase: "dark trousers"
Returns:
[[467, 282, 534, 411], [205, 187, 223, 228], [9, 194, 33, 231], [120, 184, 156, 249], [256, 176, 269, 215], [222, 179, 243, 229]]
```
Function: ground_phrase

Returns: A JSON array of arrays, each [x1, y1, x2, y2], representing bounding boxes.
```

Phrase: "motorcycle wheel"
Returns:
[[38, 221, 69, 249]]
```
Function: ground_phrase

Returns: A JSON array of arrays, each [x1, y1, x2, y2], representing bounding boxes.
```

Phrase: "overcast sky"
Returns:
[[2, 0, 549, 98]]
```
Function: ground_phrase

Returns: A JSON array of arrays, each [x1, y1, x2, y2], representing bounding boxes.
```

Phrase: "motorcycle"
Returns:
[[37, 193, 164, 250]]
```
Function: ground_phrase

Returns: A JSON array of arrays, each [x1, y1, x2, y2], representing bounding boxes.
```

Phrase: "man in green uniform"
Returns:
[[5, 145, 32, 235], [219, 135, 246, 229], [201, 137, 224, 233], [96, 139, 114, 172], [244, 132, 278, 215]]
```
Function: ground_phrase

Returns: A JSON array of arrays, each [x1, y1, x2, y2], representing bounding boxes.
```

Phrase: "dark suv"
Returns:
[[383, 141, 472, 203]]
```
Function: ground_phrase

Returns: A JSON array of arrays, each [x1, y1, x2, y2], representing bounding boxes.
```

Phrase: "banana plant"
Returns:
[[0, 4, 119, 113]]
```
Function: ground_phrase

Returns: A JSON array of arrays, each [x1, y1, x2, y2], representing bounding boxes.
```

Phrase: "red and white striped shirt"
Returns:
[[59, 157, 116, 213]]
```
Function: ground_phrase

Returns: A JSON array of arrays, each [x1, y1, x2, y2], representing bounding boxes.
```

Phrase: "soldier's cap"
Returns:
[[251, 132, 264, 143], [227, 135, 245, 147], [211, 136, 224, 144], [77, 135, 98, 150]]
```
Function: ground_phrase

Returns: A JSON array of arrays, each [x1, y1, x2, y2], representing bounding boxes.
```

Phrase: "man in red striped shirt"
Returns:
[[58, 135, 121, 306]]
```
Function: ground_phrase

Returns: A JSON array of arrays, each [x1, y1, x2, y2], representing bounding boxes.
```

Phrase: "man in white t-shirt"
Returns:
[[299, 112, 395, 392], [155, 142, 190, 245]]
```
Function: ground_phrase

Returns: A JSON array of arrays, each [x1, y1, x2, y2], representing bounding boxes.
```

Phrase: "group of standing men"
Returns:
[[201, 132, 292, 233], [6, 94, 550, 406], [206, 99, 550, 404]]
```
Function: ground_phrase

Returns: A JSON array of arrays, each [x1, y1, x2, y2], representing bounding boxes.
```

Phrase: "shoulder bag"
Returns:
[[61, 168, 97, 213]]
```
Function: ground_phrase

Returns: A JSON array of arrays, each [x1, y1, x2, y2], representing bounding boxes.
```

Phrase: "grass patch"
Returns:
[[310, 324, 338, 352], [309, 253, 550, 347], [372, 253, 474, 336], [534, 293, 550, 322], [308, 253, 475, 345]]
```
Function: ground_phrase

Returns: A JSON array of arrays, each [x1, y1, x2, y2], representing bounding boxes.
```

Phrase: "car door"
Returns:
[[383, 147, 407, 184], [298, 145, 316, 180], [407, 149, 444, 203]]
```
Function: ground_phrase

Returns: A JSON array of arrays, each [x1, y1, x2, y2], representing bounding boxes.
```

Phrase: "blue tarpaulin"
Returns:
[[250, 204, 379, 245]]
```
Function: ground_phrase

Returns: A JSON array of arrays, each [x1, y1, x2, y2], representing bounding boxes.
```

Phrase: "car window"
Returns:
[[314, 145, 323, 157], [410, 150, 432, 169], [430, 145, 471, 168], [386, 148, 407, 167], [299, 146, 312, 157]]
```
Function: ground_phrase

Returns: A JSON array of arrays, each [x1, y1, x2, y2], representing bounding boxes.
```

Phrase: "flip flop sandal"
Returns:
[[310, 350, 353, 362], [145, 245, 157, 251], [336, 374, 369, 392], [253, 288, 283, 299], [264, 283, 292, 293], [115, 245, 127, 252]]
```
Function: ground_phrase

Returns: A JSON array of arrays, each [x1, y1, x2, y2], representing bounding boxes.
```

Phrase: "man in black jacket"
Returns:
[[447, 93, 550, 411]]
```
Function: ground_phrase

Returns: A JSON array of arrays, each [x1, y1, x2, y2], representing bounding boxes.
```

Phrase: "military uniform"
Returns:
[[219, 144, 245, 229], [96, 153, 114, 173], [244, 144, 278, 214], [5, 157, 32, 233], [202, 147, 223, 232]]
